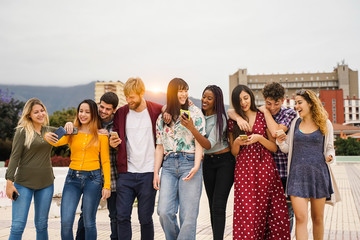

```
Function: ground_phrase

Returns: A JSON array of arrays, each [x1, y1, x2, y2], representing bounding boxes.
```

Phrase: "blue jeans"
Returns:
[[157, 152, 203, 240], [116, 172, 156, 240], [61, 169, 102, 240], [10, 183, 54, 240], [75, 191, 118, 240]]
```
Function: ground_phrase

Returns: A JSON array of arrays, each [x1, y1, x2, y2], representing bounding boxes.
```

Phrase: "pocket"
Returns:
[[184, 154, 195, 161], [65, 172, 75, 184], [89, 171, 102, 185]]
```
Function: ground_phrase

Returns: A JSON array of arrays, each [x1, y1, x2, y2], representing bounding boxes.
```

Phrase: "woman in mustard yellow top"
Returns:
[[45, 99, 111, 240]]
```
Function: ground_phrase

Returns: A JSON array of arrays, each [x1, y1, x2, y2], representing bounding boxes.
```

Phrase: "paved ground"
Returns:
[[0, 162, 359, 239]]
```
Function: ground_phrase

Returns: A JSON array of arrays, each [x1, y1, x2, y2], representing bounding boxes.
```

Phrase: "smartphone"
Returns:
[[180, 109, 190, 119], [12, 191, 19, 201], [65, 127, 78, 135], [239, 135, 248, 140], [110, 131, 119, 139], [276, 129, 285, 137], [182, 172, 191, 180], [54, 127, 67, 140]]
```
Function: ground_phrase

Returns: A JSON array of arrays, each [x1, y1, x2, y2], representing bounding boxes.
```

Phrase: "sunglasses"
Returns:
[[296, 89, 307, 96]]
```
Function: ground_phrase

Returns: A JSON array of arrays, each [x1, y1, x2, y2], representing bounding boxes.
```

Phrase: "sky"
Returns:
[[0, 0, 359, 104]]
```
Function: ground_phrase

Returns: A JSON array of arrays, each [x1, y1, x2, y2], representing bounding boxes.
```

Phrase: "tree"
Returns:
[[49, 107, 77, 157], [334, 137, 360, 156], [49, 107, 77, 127], [0, 89, 25, 140], [0, 89, 25, 161]]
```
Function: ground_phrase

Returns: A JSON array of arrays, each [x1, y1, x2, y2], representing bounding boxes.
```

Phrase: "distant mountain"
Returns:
[[0, 82, 95, 114], [0, 82, 228, 114]]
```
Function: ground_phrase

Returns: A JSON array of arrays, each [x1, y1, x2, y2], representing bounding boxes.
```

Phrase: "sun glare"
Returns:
[[150, 87, 162, 94]]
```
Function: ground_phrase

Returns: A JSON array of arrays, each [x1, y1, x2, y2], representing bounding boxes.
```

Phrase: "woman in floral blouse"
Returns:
[[153, 78, 205, 240]]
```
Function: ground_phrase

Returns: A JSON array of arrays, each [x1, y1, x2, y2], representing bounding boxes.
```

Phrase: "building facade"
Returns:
[[319, 89, 345, 124], [95, 81, 127, 107], [229, 63, 359, 106], [344, 97, 360, 125]]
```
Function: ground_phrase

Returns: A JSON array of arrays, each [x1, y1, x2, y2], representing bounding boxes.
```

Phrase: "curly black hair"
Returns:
[[262, 82, 285, 101]]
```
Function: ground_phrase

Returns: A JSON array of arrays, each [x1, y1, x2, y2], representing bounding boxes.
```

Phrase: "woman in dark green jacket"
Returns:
[[5, 98, 55, 240]]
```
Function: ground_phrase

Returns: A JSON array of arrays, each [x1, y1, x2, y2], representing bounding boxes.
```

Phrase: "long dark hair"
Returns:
[[202, 85, 227, 141], [231, 85, 258, 138], [165, 78, 189, 123], [74, 99, 101, 147]]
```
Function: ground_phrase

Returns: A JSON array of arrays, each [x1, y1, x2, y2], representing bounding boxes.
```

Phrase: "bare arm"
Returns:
[[246, 129, 277, 152], [180, 115, 211, 149], [182, 140, 203, 181], [228, 132, 248, 157], [153, 144, 164, 190], [227, 109, 251, 132], [258, 106, 288, 138]]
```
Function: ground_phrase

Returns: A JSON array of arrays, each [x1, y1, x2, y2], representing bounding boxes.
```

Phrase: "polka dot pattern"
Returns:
[[229, 112, 290, 239]]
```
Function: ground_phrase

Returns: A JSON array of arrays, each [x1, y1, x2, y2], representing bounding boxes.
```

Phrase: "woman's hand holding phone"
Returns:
[[182, 167, 198, 181], [44, 132, 59, 144], [6, 180, 19, 201], [235, 135, 249, 146]]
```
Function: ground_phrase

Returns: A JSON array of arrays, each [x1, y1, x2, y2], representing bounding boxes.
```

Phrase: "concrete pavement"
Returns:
[[0, 162, 359, 239]]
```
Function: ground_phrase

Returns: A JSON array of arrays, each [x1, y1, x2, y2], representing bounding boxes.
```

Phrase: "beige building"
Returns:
[[94, 80, 127, 108], [229, 63, 359, 106]]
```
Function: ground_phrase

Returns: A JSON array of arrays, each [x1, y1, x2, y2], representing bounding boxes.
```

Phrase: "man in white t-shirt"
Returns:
[[110, 77, 163, 240]]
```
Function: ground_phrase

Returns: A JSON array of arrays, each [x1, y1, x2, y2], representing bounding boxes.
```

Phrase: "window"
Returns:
[[333, 113, 336, 123], [104, 84, 116, 92], [249, 79, 252, 83], [316, 77, 320, 80], [310, 76, 314, 80]]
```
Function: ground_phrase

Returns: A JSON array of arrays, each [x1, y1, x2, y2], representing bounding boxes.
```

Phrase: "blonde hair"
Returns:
[[297, 89, 329, 135], [17, 98, 49, 148], [123, 77, 145, 97]]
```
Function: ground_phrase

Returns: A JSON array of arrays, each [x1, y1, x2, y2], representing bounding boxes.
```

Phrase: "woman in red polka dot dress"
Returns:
[[228, 85, 290, 240]]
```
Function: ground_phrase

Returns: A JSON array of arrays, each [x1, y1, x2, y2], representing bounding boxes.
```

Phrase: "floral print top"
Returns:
[[156, 105, 206, 155]]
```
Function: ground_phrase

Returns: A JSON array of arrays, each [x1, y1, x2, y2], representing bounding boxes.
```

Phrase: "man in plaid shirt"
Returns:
[[228, 82, 297, 232], [75, 92, 120, 240]]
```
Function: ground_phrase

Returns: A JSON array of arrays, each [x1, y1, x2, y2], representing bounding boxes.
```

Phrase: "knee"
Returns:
[[157, 205, 174, 221], [139, 217, 153, 226], [212, 198, 227, 212], [311, 214, 324, 225], [117, 213, 131, 223], [11, 221, 26, 234], [295, 213, 307, 224], [35, 219, 48, 232]]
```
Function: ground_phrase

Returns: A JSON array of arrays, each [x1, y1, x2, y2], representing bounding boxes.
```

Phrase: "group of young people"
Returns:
[[5, 77, 339, 240]]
